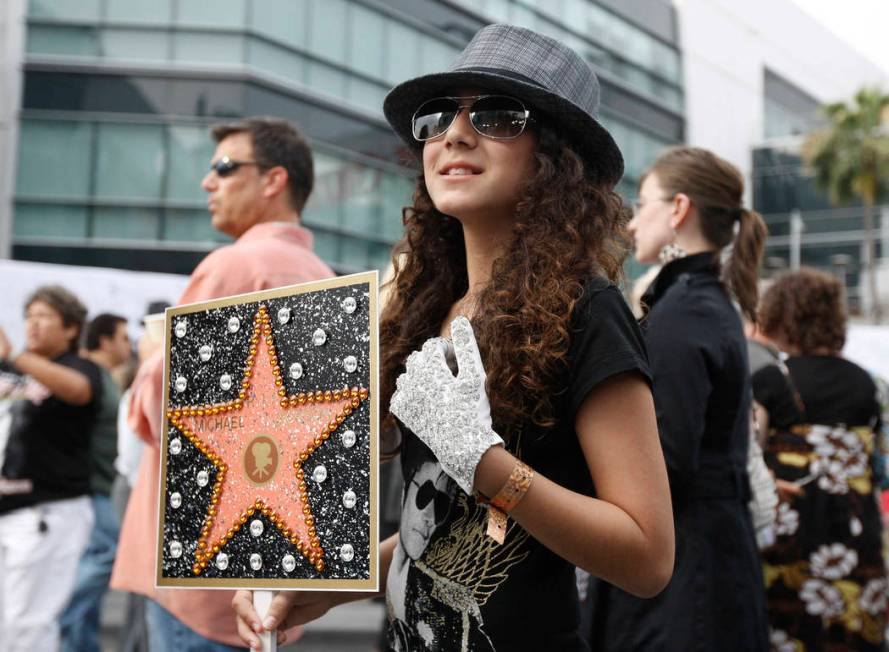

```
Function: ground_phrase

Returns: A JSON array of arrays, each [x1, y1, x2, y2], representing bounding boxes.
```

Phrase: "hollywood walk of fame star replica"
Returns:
[[156, 271, 378, 590]]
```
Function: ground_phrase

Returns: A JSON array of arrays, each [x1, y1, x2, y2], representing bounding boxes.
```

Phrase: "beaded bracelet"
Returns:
[[478, 459, 534, 544]]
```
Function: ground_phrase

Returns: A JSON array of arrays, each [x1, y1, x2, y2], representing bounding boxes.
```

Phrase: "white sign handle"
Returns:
[[253, 590, 277, 652]]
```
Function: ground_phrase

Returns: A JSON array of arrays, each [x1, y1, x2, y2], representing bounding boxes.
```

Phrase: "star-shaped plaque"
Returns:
[[157, 273, 378, 590]]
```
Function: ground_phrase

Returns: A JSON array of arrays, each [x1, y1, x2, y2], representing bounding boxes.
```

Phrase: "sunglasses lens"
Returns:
[[415, 480, 436, 510], [212, 159, 238, 177], [412, 98, 459, 141], [470, 96, 528, 138]]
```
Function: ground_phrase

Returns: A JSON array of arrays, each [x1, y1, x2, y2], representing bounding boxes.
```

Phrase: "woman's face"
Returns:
[[628, 173, 676, 265], [421, 90, 537, 226]]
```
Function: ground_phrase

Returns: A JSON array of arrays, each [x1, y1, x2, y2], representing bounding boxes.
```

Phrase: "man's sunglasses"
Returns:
[[209, 156, 268, 178], [411, 95, 532, 142], [414, 478, 451, 525]]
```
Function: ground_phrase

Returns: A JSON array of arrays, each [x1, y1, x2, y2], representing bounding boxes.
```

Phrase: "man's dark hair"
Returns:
[[211, 117, 314, 212], [84, 313, 127, 351], [24, 285, 88, 352]]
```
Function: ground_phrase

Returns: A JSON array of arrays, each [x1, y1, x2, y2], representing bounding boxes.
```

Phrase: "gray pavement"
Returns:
[[100, 590, 386, 651]]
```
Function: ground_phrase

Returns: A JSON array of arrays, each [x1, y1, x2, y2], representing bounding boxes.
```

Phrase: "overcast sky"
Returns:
[[790, 0, 889, 76]]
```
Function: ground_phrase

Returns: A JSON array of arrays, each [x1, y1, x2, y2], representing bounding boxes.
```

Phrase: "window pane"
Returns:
[[380, 174, 411, 241], [173, 32, 245, 65], [341, 166, 380, 234], [93, 206, 160, 240], [307, 0, 348, 66], [386, 22, 421, 85], [311, 229, 340, 267], [348, 5, 386, 80], [26, 24, 99, 57], [248, 38, 305, 86], [106, 0, 172, 23], [340, 236, 372, 270], [94, 123, 165, 200], [13, 203, 89, 238], [306, 61, 346, 100], [16, 120, 93, 200], [419, 38, 457, 77], [167, 125, 216, 202], [250, 0, 306, 44], [28, 0, 101, 20], [101, 28, 169, 61], [346, 78, 387, 114], [176, 0, 245, 28], [164, 208, 219, 242]]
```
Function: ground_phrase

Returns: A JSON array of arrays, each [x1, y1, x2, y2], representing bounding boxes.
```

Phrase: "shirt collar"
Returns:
[[238, 221, 313, 250], [640, 251, 719, 316]]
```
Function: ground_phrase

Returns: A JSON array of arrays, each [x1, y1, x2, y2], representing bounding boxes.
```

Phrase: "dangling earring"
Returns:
[[658, 226, 686, 264]]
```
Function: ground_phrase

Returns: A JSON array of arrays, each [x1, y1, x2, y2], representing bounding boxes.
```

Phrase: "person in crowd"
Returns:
[[111, 117, 333, 650], [588, 147, 770, 650], [753, 268, 886, 651], [0, 285, 102, 650], [233, 23, 675, 651], [59, 313, 131, 651]]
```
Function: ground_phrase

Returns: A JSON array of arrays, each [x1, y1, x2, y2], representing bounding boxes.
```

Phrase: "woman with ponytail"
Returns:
[[588, 147, 770, 651]]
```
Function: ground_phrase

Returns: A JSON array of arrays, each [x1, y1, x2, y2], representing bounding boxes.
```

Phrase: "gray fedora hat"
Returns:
[[383, 24, 624, 185]]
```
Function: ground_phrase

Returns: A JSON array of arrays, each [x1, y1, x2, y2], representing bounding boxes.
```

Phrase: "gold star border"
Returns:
[[164, 304, 370, 576]]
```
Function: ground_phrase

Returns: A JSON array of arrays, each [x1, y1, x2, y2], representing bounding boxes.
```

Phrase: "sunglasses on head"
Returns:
[[209, 156, 268, 178], [411, 94, 532, 142], [413, 478, 451, 525]]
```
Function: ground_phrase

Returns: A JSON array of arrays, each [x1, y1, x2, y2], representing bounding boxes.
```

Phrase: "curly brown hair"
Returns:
[[380, 123, 631, 451], [758, 267, 847, 355]]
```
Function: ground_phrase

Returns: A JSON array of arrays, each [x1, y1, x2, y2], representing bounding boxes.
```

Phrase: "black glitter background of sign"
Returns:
[[161, 281, 372, 581]]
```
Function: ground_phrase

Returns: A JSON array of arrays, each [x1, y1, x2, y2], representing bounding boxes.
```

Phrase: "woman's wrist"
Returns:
[[474, 445, 516, 498]]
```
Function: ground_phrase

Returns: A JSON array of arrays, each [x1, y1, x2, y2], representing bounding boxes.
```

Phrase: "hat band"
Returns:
[[452, 66, 547, 91]]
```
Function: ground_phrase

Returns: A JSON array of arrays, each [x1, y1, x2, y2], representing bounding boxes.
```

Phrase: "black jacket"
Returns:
[[588, 253, 769, 652]]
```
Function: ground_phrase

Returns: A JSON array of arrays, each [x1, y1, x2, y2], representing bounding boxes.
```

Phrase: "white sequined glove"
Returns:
[[390, 316, 504, 494]]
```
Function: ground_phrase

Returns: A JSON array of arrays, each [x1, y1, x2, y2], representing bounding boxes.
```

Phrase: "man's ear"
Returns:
[[262, 166, 289, 200]]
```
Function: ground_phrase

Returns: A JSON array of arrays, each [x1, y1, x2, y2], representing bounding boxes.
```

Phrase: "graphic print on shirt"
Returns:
[[0, 368, 49, 495], [387, 459, 530, 651]]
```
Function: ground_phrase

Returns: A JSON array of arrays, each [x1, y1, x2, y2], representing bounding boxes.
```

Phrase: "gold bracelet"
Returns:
[[479, 459, 534, 545]]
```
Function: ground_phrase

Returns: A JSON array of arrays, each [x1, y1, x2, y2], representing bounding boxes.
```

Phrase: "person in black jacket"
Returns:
[[588, 147, 770, 651]]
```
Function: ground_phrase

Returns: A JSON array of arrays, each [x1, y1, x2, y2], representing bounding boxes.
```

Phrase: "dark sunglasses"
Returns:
[[411, 94, 532, 142], [209, 156, 268, 178], [413, 478, 451, 525]]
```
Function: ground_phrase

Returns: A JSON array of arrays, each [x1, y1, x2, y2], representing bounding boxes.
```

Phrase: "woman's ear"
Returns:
[[669, 193, 692, 230]]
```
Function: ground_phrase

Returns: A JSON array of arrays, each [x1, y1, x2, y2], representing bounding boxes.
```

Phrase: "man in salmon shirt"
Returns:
[[112, 117, 334, 650]]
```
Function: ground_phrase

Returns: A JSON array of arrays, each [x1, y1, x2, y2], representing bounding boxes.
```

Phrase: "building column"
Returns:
[[0, 0, 26, 260]]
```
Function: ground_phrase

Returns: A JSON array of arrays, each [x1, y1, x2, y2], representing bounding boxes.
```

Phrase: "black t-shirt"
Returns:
[[386, 277, 651, 651], [0, 351, 102, 513], [753, 355, 879, 429]]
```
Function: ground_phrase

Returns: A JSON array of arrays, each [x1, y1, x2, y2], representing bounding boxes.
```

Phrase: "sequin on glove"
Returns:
[[390, 316, 504, 494]]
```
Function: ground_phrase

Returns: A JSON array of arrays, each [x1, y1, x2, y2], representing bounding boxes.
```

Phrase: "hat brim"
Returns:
[[383, 69, 624, 186]]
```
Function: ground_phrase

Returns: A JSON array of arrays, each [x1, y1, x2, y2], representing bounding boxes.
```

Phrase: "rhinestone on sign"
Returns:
[[169, 438, 182, 455], [249, 553, 262, 570], [174, 320, 187, 338], [169, 540, 183, 559], [340, 544, 354, 562], [169, 492, 182, 509], [216, 553, 229, 571], [342, 297, 357, 314], [277, 307, 291, 324], [196, 470, 209, 487], [199, 344, 213, 362], [289, 362, 303, 380], [250, 519, 264, 537], [343, 490, 357, 509], [312, 465, 327, 484], [312, 328, 327, 346], [343, 356, 358, 373], [227, 316, 240, 333], [174, 376, 187, 393], [282, 554, 296, 573], [342, 429, 356, 448], [219, 374, 232, 391]]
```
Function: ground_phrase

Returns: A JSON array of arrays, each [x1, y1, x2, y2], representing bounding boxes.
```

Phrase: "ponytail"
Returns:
[[726, 209, 767, 323]]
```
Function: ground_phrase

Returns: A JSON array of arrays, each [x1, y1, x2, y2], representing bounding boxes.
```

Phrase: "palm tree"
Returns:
[[803, 87, 889, 322]]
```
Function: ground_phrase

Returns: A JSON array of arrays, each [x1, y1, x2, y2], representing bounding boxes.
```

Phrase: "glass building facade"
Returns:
[[11, 0, 683, 275]]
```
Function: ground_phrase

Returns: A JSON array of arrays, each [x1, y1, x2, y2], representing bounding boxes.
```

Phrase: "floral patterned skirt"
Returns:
[[763, 424, 887, 651]]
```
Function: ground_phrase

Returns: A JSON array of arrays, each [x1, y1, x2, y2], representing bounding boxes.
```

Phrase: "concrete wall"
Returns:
[[678, 0, 889, 200], [0, 0, 26, 260]]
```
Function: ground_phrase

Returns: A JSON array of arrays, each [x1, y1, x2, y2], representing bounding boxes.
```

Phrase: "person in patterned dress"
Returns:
[[753, 267, 886, 651]]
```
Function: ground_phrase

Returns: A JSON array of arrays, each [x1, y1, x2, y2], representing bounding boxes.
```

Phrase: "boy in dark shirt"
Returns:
[[0, 285, 101, 650]]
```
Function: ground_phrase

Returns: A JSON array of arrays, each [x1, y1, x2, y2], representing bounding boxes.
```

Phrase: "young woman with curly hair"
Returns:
[[588, 147, 771, 651], [753, 268, 885, 651], [233, 24, 673, 651]]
